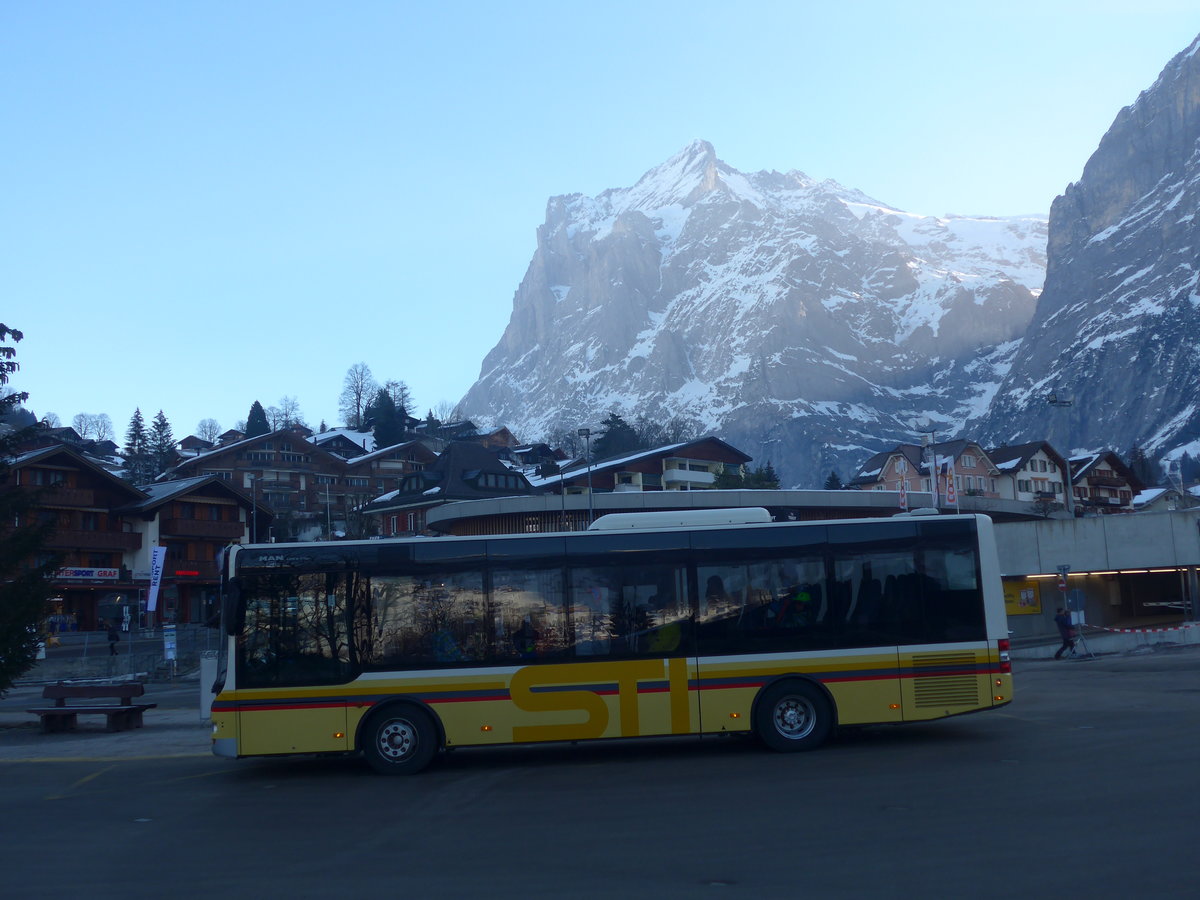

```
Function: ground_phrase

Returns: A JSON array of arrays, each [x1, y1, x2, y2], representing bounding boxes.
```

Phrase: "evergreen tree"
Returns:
[[1179, 452, 1200, 485], [149, 410, 175, 478], [0, 324, 58, 695], [744, 463, 781, 489], [123, 408, 152, 484], [366, 388, 402, 448], [1126, 444, 1157, 486], [713, 464, 744, 489], [823, 470, 845, 490], [245, 400, 270, 438], [591, 411, 641, 460]]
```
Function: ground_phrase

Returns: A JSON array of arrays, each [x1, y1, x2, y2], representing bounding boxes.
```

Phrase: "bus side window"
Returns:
[[490, 567, 567, 661]]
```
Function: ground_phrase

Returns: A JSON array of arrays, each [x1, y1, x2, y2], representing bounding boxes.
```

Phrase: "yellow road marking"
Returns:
[[46, 765, 114, 800]]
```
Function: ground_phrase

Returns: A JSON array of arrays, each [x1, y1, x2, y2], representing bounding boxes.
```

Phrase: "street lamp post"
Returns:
[[250, 474, 258, 543], [577, 427, 594, 525]]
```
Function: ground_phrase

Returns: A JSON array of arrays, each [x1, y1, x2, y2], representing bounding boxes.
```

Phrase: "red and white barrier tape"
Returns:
[[1082, 622, 1200, 634]]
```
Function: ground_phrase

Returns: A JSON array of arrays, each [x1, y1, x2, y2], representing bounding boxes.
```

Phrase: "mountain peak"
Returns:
[[618, 139, 725, 212]]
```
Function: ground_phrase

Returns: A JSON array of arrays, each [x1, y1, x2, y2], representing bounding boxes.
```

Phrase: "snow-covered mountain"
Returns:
[[972, 34, 1200, 467], [457, 139, 1046, 485]]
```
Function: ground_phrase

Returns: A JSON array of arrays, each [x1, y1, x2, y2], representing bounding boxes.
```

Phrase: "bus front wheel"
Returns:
[[754, 680, 833, 752], [362, 705, 439, 775]]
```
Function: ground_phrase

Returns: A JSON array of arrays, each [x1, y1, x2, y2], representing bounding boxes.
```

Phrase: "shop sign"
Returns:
[[56, 567, 120, 580]]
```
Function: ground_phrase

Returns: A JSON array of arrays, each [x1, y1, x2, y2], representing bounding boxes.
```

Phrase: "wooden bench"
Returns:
[[27, 683, 158, 733]]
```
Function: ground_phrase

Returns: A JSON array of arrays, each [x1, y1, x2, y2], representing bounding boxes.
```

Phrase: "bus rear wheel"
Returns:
[[755, 680, 833, 752], [362, 705, 439, 775]]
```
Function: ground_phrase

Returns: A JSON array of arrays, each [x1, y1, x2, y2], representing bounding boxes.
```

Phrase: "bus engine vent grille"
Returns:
[[911, 653, 980, 708]]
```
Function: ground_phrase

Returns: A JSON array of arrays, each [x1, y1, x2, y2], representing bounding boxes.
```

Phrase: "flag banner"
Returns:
[[941, 455, 959, 508], [898, 479, 908, 510], [147, 546, 167, 612]]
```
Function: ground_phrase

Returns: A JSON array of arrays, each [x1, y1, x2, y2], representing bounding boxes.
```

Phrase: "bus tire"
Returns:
[[754, 679, 833, 752], [361, 704, 439, 775]]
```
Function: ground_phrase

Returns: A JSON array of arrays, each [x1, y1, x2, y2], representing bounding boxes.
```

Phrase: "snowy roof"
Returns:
[[1132, 487, 1169, 507], [311, 428, 376, 452], [525, 438, 749, 488], [343, 439, 434, 467]]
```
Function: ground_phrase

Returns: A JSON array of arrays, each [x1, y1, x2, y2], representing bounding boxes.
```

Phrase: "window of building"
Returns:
[[961, 455, 976, 469], [28, 468, 66, 486]]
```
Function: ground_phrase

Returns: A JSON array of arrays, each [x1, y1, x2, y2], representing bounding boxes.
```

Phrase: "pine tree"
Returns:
[[1179, 452, 1200, 485], [1126, 444, 1157, 486], [149, 410, 175, 478], [823, 470, 845, 490], [0, 324, 57, 694], [366, 388, 402, 448], [713, 464, 744, 489], [123, 408, 152, 484], [591, 411, 641, 460], [245, 400, 270, 438], [745, 463, 781, 489]]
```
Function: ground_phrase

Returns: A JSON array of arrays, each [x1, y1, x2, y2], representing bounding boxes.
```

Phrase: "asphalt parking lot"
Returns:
[[1, 643, 1198, 898]]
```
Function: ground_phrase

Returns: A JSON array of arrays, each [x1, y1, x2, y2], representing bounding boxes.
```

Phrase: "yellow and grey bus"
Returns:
[[211, 508, 1012, 774]]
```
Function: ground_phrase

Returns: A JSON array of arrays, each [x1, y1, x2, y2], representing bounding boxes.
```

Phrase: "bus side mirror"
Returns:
[[223, 578, 245, 636]]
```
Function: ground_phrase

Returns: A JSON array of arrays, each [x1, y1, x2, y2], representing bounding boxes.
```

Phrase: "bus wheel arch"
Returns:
[[752, 676, 836, 752], [358, 700, 442, 775]]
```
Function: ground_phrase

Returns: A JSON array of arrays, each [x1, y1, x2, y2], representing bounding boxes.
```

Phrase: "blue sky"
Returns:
[[4, 1, 1198, 444]]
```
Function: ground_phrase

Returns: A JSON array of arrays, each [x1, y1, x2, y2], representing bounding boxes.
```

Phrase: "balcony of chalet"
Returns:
[[45, 529, 142, 552], [160, 518, 246, 540], [1087, 474, 1126, 489], [13, 485, 96, 507]]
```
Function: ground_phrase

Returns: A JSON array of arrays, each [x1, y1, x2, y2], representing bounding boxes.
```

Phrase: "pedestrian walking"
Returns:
[[105, 618, 121, 656], [1054, 607, 1076, 659]]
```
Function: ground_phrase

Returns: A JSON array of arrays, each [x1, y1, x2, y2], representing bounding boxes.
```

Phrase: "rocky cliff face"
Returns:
[[457, 140, 1046, 484], [973, 34, 1200, 462]]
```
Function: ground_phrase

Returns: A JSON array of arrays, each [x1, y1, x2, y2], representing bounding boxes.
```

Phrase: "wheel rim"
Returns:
[[771, 695, 817, 741], [377, 717, 419, 762]]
